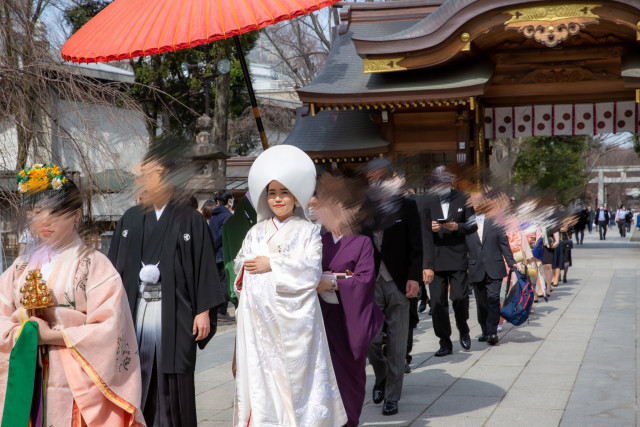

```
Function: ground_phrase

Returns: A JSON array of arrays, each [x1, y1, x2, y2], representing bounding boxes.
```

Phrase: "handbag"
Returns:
[[513, 250, 526, 263], [531, 237, 544, 261], [559, 239, 573, 249]]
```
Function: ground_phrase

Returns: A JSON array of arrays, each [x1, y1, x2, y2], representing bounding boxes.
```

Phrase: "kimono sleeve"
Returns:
[[0, 261, 24, 352], [269, 224, 322, 294], [59, 254, 144, 425], [182, 213, 226, 316], [335, 238, 383, 360], [233, 226, 255, 295]]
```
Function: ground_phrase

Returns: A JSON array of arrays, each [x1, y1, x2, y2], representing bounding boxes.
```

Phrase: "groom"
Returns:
[[108, 140, 224, 427]]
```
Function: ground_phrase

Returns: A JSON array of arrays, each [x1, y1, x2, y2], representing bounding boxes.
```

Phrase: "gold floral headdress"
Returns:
[[16, 163, 67, 195]]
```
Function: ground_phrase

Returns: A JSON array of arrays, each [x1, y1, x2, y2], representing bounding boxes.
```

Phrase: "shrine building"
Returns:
[[283, 0, 640, 189]]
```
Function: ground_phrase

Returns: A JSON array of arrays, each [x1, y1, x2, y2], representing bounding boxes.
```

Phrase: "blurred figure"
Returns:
[[595, 203, 609, 240], [587, 205, 594, 233], [609, 208, 615, 228], [541, 225, 560, 292], [221, 195, 256, 310], [108, 138, 224, 427], [209, 189, 234, 321], [558, 220, 573, 283], [615, 204, 628, 237], [1, 165, 144, 425], [316, 178, 384, 425], [403, 186, 427, 373], [466, 192, 517, 345], [419, 166, 476, 356], [574, 205, 588, 245], [365, 159, 423, 417], [201, 199, 216, 222]]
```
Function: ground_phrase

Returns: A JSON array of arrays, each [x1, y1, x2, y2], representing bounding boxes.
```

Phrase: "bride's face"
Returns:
[[267, 181, 296, 220]]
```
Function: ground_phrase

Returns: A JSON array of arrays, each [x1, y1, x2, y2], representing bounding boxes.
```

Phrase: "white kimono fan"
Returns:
[[234, 216, 347, 427]]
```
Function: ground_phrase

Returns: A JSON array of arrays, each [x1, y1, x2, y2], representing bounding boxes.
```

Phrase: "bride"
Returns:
[[233, 146, 347, 427]]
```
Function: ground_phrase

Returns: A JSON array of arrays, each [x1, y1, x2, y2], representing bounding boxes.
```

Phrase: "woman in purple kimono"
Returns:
[[317, 230, 384, 426]]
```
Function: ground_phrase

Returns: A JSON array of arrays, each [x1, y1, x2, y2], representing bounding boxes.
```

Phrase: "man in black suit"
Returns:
[[595, 203, 609, 240], [466, 193, 518, 345], [419, 166, 476, 357], [365, 160, 425, 417]]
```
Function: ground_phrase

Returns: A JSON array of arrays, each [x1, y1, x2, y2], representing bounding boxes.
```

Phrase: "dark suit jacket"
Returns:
[[595, 208, 609, 223], [418, 190, 477, 271], [366, 197, 423, 294], [466, 218, 517, 283]]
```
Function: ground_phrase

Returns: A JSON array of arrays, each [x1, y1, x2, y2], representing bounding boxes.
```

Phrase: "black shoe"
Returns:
[[478, 334, 488, 342], [460, 335, 471, 350], [487, 334, 499, 345], [435, 346, 452, 357], [382, 400, 398, 416], [428, 308, 432, 316], [217, 313, 235, 322], [372, 381, 385, 404], [404, 362, 412, 373], [418, 300, 427, 313]]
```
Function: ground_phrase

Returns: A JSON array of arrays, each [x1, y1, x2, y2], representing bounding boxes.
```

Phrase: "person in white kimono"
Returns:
[[233, 145, 347, 427]]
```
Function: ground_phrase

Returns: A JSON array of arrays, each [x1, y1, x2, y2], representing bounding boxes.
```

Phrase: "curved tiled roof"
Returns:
[[298, 21, 493, 102], [283, 108, 388, 155]]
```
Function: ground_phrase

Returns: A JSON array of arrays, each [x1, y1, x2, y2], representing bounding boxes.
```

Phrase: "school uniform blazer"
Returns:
[[418, 190, 477, 272], [465, 218, 517, 283]]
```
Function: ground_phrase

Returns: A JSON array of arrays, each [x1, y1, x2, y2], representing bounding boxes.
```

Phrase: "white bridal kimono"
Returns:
[[233, 215, 347, 427]]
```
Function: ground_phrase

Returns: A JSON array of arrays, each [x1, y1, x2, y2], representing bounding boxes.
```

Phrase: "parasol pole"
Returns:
[[233, 35, 269, 151]]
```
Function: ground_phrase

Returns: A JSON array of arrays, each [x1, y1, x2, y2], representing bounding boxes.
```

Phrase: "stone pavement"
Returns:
[[194, 226, 640, 426]]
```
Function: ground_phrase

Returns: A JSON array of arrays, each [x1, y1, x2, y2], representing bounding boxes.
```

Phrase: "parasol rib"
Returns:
[[216, 0, 227, 39], [142, 0, 172, 56], [157, 0, 181, 53], [124, 1, 164, 60], [238, 0, 260, 31], [174, 0, 189, 51], [254, 0, 277, 25], [270, 0, 293, 21]]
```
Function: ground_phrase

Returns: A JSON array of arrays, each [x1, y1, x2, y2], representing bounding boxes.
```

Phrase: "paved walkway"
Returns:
[[195, 226, 640, 426]]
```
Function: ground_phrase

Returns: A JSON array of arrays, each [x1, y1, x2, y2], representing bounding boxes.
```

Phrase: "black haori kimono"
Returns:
[[108, 202, 224, 427]]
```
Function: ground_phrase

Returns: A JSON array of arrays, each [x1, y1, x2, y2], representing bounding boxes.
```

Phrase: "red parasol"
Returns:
[[61, 0, 340, 148]]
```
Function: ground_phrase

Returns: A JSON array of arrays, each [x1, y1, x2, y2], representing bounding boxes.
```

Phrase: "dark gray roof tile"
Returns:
[[283, 108, 388, 153]]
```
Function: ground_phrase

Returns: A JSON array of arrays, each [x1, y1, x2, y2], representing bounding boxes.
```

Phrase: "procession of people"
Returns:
[[0, 143, 606, 426]]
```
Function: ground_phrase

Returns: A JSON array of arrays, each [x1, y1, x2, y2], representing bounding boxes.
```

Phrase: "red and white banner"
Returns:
[[484, 102, 639, 139]]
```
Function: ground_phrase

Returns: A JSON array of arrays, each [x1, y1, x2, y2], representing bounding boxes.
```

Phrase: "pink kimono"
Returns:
[[0, 241, 145, 426]]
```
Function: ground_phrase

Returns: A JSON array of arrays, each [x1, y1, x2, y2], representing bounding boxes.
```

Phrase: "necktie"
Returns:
[[478, 220, 484, 242]]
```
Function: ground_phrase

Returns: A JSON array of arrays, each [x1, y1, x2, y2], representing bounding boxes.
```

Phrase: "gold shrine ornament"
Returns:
[[363, 56, 407, 74], [20, 269, 53, 310], [504, 4, 601, 47]]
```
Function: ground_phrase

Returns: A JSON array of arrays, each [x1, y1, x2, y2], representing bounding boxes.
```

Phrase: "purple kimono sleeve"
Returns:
[[335, 238, 384, 361]]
